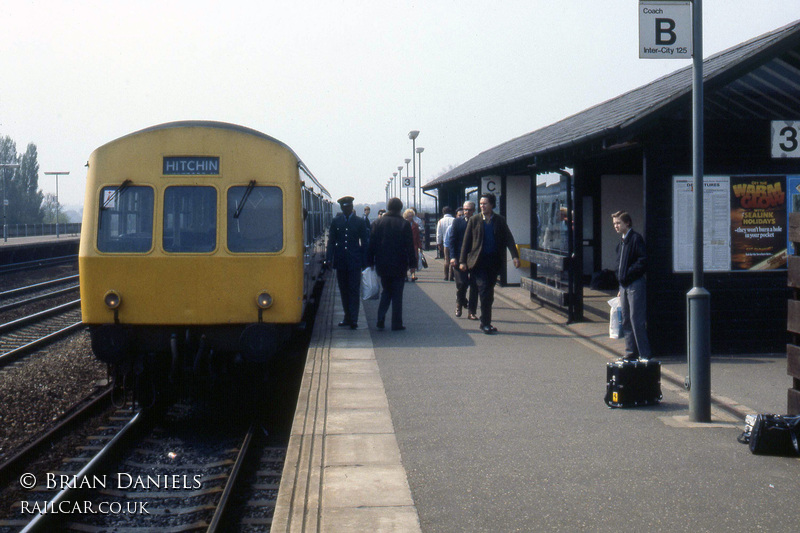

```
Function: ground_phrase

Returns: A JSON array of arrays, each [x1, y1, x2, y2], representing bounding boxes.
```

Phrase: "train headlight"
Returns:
[[257, 291, 273, 309], [104, 290, 121, 309]]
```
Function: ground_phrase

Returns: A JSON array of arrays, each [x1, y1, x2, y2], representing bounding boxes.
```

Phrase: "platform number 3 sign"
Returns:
[[772, 121, 800, 158]]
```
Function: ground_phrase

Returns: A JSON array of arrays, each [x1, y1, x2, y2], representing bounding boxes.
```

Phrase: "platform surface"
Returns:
[[273, 259, 798, 532]]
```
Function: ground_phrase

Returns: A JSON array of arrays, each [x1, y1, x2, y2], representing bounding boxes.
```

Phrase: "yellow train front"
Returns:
[[79, 121, 332, 402]]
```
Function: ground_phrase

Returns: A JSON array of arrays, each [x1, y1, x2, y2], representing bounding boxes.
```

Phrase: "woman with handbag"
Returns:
[[403, 209, 422, 281]]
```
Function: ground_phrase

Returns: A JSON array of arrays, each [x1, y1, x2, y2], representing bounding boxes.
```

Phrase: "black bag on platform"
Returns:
[[748, 414, 800, 456], [604, 359, 662, 408]]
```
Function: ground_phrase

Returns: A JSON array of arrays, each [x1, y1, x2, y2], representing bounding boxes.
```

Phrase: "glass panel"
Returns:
[[537, 179, 569, 254], [227, 186, 283, 252], [162, 186, 217, 253], [97, 186, 154, 253]]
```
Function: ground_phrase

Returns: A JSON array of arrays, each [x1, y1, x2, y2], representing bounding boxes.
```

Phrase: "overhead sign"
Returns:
[[639, 2, 692, 59], [772, 121, 800, 158], [402, 176, 415, 188]]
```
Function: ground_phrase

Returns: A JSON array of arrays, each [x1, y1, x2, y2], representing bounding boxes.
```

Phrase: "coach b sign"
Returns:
[[639, 2, 692, 59]]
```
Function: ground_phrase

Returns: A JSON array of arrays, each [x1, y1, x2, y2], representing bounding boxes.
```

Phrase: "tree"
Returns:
[[16, 144, 44, 224], [0, 136, 19, 227], [41, 193, 68, 224], [0, 137, 44, 225]]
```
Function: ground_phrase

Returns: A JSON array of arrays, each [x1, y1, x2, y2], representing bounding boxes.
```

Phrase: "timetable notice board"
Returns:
[[672, 175, 790, 273]]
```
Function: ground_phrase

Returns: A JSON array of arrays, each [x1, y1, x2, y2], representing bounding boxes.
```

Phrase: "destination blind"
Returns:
[[163, 156, 220, 175]]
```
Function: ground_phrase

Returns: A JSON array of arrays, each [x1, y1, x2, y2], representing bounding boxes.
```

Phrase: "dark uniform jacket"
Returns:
[[459, 213, 519, 270], [616, 229, 646, 287], [326, 212, 368, 270], [367, 213, 416, 278]]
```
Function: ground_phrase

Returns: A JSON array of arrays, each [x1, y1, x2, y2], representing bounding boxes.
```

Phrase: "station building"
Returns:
[[423, 20, 800, 356]]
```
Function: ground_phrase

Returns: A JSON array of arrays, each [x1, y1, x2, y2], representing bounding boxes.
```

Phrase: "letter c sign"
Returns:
[[482, 176, 502, 195]]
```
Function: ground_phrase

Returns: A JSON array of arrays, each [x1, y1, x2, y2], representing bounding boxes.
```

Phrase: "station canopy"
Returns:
[[424, 19, 800, 189]]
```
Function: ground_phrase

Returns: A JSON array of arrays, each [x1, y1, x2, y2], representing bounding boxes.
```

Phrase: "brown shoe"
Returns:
[[455, 305, 462, 317], [468, 314, 479, 321]]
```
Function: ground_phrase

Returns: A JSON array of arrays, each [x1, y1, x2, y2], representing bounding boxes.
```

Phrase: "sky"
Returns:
[[2, 1, 800, 210]]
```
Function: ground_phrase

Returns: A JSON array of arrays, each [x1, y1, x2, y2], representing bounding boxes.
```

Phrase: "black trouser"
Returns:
[[336, 265, 362, 324], [377, 275, 405, 328], [472, 255, 500, 327], [454, 267, 477, 314]]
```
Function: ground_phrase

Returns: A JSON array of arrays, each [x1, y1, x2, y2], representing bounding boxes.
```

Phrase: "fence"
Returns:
[[3, 223, 82, 238]]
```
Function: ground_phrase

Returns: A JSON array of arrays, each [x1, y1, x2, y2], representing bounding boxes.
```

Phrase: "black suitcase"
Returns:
[[748, 414, 800, 456], [605, 359, 662, 408]]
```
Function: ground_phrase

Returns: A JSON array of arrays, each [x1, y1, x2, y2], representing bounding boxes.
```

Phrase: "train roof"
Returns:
[[98, 121, 331, 199]]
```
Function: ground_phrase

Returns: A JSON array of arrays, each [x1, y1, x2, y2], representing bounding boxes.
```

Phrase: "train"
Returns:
[[79, 121, 333, 404]]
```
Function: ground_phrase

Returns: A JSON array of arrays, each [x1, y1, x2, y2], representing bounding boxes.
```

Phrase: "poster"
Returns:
[[730, 176, 787, 270], [672, 176, 731, 272], [788, 175, 800, 256]]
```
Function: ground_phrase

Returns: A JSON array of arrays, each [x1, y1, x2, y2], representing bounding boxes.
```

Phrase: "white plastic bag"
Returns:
[[361, 267, 380, 300], [608, 297, 622, 339]]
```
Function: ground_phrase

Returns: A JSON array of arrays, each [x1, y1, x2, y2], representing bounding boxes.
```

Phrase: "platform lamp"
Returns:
[[392, 172, 398, 198], [398, 166, 404, 205], [408, 130, 419, 210], [44, 171, 69, 238], [1, 162, 20, 242], [416, 147, 424, 211]]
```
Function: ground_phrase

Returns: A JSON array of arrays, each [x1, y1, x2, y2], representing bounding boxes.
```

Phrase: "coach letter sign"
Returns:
[[639, 2, 692, 59]]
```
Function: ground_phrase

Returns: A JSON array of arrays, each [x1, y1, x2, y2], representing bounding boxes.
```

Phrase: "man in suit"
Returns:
[[447, 201, 478, 319], [326, 196, 368, 329], [367, 197, 416, 331], [459, 193, 521, 334], [613, 210, 652, 360]]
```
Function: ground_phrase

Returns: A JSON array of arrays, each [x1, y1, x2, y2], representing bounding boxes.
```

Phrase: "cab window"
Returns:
[[97, 185, 154, 253], [227, 186, 283, 252], [163, 186, 217, 253]]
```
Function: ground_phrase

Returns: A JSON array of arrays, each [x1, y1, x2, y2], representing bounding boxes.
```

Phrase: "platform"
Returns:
[[273, 259, 798, 532]]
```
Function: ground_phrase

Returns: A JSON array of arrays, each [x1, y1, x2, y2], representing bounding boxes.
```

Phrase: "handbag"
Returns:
[[748, 414, 800, 456], [608, 297, 622, 339], [360, 267, 380, 300], [418, 251, 428, 269]]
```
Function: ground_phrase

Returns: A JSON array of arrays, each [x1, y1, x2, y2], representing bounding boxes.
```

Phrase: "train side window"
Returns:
[[227, 186, 283, 253], [163, 186, 217, 253], [97, 185, 154, 253]]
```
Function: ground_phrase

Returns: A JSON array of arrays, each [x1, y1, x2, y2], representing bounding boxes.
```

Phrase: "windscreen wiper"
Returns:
[[233, 180, 256, 219], [101, 179, 132, 210]]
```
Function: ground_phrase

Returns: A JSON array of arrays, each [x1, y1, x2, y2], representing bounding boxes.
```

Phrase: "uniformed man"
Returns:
[[326, 196, 369, 329]]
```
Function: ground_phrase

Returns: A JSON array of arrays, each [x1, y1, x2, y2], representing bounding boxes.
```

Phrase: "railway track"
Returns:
[[0, 256, 78, 276], [12, 405, 286, 532], [0, 301, 83, 367], [0, 277, 80, 314]]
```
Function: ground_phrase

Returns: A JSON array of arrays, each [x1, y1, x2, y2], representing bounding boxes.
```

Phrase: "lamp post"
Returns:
[[44, 171, 70, 238], [416, 147, 424, 211], [398, 166, 404, 206], [1, 162, 21, 242], [392, 172, 398, 198], [409, 130, 419, 211]]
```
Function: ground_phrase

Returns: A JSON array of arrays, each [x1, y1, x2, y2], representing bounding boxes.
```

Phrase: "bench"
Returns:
[[520, 248, 571, 308]]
